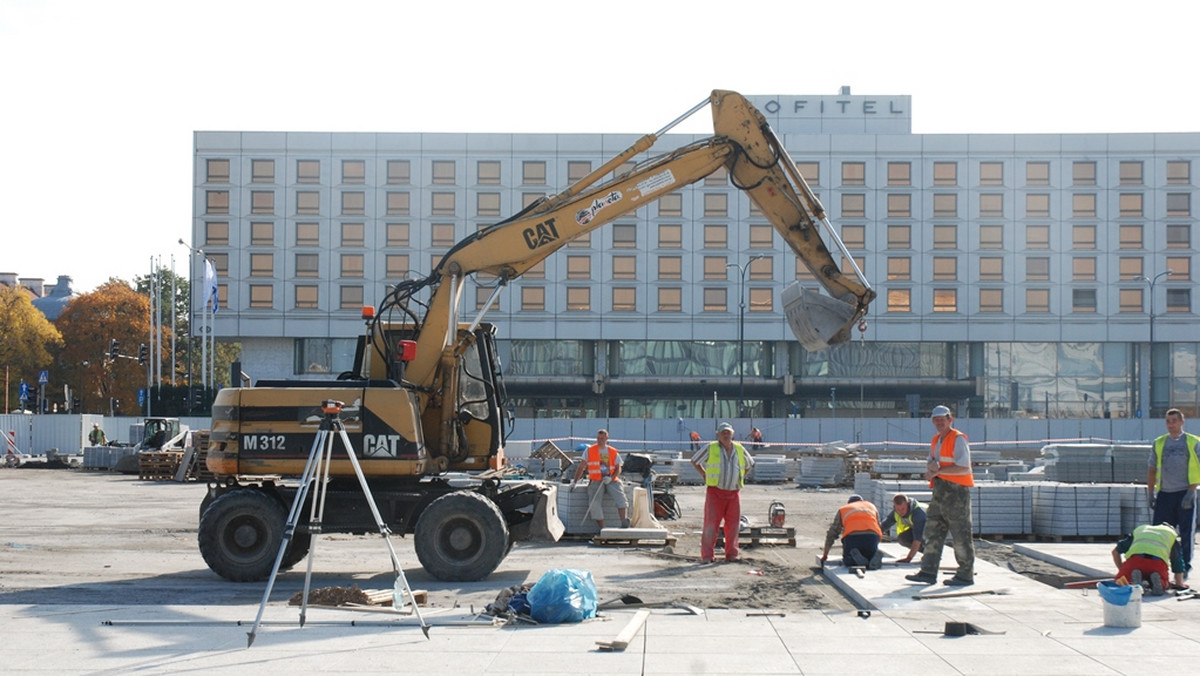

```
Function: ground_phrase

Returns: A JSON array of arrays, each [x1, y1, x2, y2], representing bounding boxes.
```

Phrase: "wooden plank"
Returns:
[[595, 609, 650, 651]]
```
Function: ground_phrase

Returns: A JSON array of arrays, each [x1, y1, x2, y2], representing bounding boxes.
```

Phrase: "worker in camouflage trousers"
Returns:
[[906, 405, 975, 586]]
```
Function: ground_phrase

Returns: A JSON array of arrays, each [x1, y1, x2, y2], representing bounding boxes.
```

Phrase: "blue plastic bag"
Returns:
[[527, 568, 598, 623]]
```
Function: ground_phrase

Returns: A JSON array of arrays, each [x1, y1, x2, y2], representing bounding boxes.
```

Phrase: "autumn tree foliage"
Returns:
[[0, 285, 63, 410], [54, 279, 161, 415]]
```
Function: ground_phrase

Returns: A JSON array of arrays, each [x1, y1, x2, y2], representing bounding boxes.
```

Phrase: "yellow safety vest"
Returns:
[[895, 500, 923, 535], [705, 442, 747, 488], [1127, 524, 1177, 561], [1152, 433, 1200, 491]]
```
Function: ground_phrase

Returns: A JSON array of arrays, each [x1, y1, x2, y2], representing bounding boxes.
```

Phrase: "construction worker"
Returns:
[[691, 422, 755, 563], [1112, 523, 1188, 595], [820, 494, 883, 569], [88, 424, 107, 446], [689, 430, 702, 452], [880, 493, 927, 563], [905, 405, 975, 586], [572, 429, 628, 530], [1147, 408, 1198, 575]]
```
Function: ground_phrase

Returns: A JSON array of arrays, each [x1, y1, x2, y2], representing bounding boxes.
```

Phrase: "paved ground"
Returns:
[[2, 468, 1198, 674]]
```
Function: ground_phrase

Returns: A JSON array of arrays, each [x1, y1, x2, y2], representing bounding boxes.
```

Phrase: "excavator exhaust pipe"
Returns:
[[782, 283, 859, 352]]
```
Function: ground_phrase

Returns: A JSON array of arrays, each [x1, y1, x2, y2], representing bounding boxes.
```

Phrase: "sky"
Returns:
[[2, 0, 1198, 294]]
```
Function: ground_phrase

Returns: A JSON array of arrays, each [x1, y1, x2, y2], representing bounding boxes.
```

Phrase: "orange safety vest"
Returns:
[[930, 428, 973, 487], [586, 444, 619, 481], [838, 501, 883, 537]]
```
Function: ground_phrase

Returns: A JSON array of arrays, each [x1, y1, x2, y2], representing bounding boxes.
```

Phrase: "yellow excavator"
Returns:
[[198, 90, 875, 583]]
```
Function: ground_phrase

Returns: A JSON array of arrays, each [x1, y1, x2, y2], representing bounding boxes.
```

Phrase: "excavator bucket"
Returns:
[[782, 282, 859, 352]]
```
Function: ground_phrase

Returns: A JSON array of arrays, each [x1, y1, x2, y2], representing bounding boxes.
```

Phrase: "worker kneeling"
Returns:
[[572, 429, 629, 529], [821, 495, 883, 570], [1112, 523, 1188, 596]]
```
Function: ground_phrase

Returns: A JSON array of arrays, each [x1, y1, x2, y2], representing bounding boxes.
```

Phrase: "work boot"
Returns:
[[620, 518, 630, 529], [943, 576, 974, 586], [1130, 569, 1143, 588], [847, 549, 869, 568], [1149, 572, 1165, 596], [905, 571, 937, 584], [868, 550, 884, 571]]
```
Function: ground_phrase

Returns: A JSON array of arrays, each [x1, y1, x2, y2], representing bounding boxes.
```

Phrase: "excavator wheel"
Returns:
[[198, 489, 289, 581], [414, 491, 509, 582]]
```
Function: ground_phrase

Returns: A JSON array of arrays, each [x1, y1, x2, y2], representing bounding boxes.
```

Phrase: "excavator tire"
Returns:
[[198, 489, 288, 581], [414, 491, 509, 582]]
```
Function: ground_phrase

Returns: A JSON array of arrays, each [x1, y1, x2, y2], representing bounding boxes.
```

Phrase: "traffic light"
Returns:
[[109, 339, 120, 361], [138, 343, 148, 366], [72, 397, 81, 412]]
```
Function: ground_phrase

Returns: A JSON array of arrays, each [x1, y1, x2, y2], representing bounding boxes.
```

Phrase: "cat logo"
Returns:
[[363, 434, 402, 457], [522, 218, 560, 250]]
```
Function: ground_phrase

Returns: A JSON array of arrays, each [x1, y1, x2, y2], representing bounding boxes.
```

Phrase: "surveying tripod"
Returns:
[[247, 400, 429, 646]]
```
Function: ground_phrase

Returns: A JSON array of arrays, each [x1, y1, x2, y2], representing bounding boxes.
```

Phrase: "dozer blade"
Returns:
[[782, 282, 859, 352]]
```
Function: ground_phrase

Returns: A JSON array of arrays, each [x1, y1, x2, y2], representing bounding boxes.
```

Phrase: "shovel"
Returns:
[[598, 594, 645, 609]]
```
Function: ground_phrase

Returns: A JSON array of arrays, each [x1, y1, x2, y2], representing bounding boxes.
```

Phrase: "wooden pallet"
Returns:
[[139, 451, 182, 481], [717, 526, 796, 547]]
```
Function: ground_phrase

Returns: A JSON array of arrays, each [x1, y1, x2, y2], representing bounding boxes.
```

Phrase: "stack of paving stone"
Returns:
[[870, 458, 928, 478], [1111, 445, 1151, 483], [556, 482, 638, 536], [748, 455, 790, 483], [971, 483, 1034, 535], [82, 446, 137, 470], [1042, 443, 1151, 484], [1032, 483, 1122, 537], [795, 456, 848, 486]]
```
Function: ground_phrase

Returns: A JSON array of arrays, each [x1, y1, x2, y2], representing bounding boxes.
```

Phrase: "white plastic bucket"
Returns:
[[1098, 581, 1142, 628]]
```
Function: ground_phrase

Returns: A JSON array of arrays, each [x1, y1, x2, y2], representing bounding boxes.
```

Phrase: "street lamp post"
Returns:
[[178, 239, 203, 414], [1137, 269, 1173, 416], [726, 254, 767, 419], [78, 361, 88, 413]]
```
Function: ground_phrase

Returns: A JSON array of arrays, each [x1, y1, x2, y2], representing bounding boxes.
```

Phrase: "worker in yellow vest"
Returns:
[[880, 494, 927, 563], [690, 422, 755, 563], [905, 405, 975, 586], [1112, 523, 1187, 595], [821, 495, 884, 569], [572, 429, 628, 530], [1147, 408, 1199, 576]]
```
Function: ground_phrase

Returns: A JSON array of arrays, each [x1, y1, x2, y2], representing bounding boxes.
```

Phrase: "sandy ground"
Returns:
[[0, 468, 1076, 613]]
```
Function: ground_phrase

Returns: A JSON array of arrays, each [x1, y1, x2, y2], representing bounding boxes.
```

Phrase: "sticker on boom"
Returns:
[[576, 191, 622, 226]]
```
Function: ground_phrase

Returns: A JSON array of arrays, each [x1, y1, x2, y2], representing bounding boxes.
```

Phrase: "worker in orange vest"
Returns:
[[821, 495, 883, 569], [572, 429, 628, 529], [906, 405, 975, 586]]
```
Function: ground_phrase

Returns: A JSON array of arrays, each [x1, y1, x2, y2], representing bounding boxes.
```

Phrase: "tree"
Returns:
[[0, 285, 63, 411], [54, 279, 157, 415]]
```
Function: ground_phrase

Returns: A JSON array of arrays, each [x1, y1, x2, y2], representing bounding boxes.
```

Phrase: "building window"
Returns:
[[1119, 193, 1143, 217], [749, 287, 773, 312], [1167, 288, 1191, 312], [387, 192, 410, 216], [251, 159, 274, 183], [477, 161, 500, 185], [475, 285, 500, 312], [387, 160, 410, 185], [525, 260, 545, 278], [341, 223, 365, 247], [979, 225, 1003, 249], [932, 257, 957, 281], [887, 162, 911, 186], [567, 255, 591, 280], [703, 287, 727, 312], [206, 159, 230, 183], [887, 288, 911, 313], [658, 256, 682, 280], [658, 193, 682, 217], [431, 223, 456, 247], [1072, 225, 1097, 249], [477, 192, 501, 217], [1026, 288, 1050, 313], [295, 253, 319, 278], [841, 194, 865, 218], [205, 222, 229, 245], [887, 225, 911, 249], [658, 224, 682, 248], [658, 287, 682, 312], [979, 161, 1003, 186], [841, 225, 865, 249], [1119, 288, 1142, 313], [886, 257, 910, 280], [341, 191, 365, 216], [249, 285, 274, 309], [1072, 288, 1097, 312], [206, 190, 229, 214], [612, 255, 636, 280], [1026, 257, 1050, 281], [1167, 161, 1190, 185], [933, 224, 957, 249], [841, 162, 865, 186], [1119, 224, 1143, 249], [1072, 257, 1097, 281], [749, 224, 774, 249], [386, 223, 409, 247], [521, 286, 545, 311], [933, 289, 957, 312], [979, 288, 1003, 312], [1166, 256, 1191, 280], [1167, 193, 1191, 217], [796, 162, 819, 185], [341, 160, 365, 184], [979, 257, 1003, 281], [431, 192, 455, 216], [432, 160, 456, 185], [296, 222, 319, 247], [522, 161, 546, 185], [1166, 224, 1191, 248], [749, 256, 773, 281], [250, 253, 274, 277], [1026, 161, 1050, 186], [340, 285, 363, 310], [295, 285, 318, 309], [567, 231, 591, 249], [208, 253, 229, 275], [522, 193, 541, 209], [566, 287, 590, 311], [1118, 257, 1143, 280], [385, 254, 409, 278], [887, 193, 911, 218], [567, 161, 591, 182], [611, 223, 637, 248], [1073, 161, 1096, 186], [704, 193, 727, 217], [297, 160, 320, 184], [795, 257, 815, 280], [704, 166, 728, 186], [296, 191, 320, 215], [933, 162, 957, 186], [340, 254, 364, 278], [933, 193, 957, 218], [1119, 161, 1143, 185], [250, 221, 274, 245], [704, 224, 727, 249], [612, 287, 636, 311], [979, 194, 1004, 217], [1026, 194, 1050, 218], [703, 256, 728, 280], [1026, 225, 1050, 249], [1072, 194, 1096, 218]]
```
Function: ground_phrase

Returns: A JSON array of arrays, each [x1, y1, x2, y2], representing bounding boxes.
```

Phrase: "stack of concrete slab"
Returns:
[[871, 458, 927, 478], [1032, 483, 1122, 537], [972, 483, 1034, 535], [795, 456, 847, 486], [1042, 443, 1151, 484], [556, 482, 638, 536], [82, 446, 137, 470], [1111, 445, 1151, 484], [748, 455, 790, 483]]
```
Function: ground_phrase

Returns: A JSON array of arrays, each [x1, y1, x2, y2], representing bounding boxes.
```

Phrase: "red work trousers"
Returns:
[[1116, 554, 1169, 586], [701, 486, 742, 562]]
